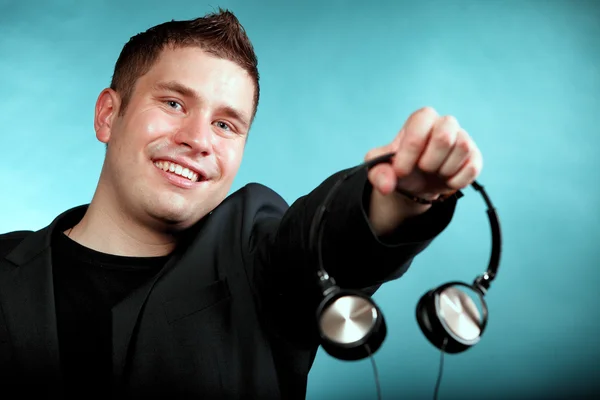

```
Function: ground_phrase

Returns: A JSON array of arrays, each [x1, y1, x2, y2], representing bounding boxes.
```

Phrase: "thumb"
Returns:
[[364, 142, 399, 196]]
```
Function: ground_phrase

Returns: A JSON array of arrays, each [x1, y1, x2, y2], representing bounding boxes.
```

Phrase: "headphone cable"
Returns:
[[366, 337, 447, 400], [365, 344, 382, 400], [433, 338, 448, 400]]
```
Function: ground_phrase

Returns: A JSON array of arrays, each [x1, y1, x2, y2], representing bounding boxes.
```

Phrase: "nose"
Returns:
[[173, 114, 213, 155]]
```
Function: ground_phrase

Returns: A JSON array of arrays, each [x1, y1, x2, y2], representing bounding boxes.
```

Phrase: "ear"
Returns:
[[94, 88, 121, 144]]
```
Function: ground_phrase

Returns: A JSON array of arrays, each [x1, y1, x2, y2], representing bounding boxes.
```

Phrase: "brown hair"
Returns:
[[110, 8, 260, 121]]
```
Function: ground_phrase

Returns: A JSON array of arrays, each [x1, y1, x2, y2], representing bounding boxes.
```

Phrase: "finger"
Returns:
[[365, 142, 401, 195], [438, 129, 473, 178], [364, 140, 398, 162], [417, 115, 459, 173], [446, 147, 483, 189], [368, 164, 398, 195], [393, 107, 439, 177]]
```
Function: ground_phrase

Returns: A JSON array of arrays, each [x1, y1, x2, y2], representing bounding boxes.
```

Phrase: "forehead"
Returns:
[[139, 46, 255, 112]]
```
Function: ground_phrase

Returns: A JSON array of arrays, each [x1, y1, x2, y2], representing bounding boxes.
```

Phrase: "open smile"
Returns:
[[153, 160, 207, 189]]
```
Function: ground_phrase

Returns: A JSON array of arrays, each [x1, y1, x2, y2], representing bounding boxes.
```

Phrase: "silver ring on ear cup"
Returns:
[[316, 287, 387, 361], [416, 282, 489, 354]]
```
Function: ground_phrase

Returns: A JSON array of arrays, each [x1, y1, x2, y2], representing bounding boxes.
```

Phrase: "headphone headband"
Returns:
[[470, 182, 501, 293]]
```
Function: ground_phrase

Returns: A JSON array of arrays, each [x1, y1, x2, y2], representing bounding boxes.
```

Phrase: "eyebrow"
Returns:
[[152, 80, 251, 129]]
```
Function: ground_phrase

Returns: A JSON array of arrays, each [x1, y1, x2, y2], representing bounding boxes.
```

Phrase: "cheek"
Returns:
[[147, 115, 179, 138], [217, 142, 244, 178], [126, 109, 179, 143]]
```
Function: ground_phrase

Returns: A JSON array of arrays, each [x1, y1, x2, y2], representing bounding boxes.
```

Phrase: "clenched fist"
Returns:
[[365, 107, 483, 236]]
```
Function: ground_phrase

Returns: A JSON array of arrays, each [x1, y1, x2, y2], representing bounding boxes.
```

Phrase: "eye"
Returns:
[[166, 100, 182, 110], [214, 121, 232, 131]]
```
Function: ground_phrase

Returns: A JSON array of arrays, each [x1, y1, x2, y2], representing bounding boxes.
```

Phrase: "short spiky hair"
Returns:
[[110, 9, 260, 120]]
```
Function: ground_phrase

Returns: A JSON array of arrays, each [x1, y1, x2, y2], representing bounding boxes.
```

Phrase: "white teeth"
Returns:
[[153, 161, 201, 182]]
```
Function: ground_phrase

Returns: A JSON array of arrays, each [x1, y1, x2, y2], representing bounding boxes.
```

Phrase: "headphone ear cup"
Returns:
[[416, 290, 439, 345], [317, 288, 387, 361], [319, 314, 387, 361], [416, 288, 471, 354]]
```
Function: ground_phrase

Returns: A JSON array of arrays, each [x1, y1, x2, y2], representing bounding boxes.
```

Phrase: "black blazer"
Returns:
[[0, 167, 457, 399]]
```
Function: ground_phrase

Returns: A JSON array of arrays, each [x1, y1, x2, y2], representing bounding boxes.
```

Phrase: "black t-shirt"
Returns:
[[51, 229, 169, 398]]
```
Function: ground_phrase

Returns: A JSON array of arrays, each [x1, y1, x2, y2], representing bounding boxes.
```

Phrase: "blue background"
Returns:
[[1, 0, 599, 398]]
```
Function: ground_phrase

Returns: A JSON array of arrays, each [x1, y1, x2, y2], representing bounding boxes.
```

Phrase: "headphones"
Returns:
[[310, 152, 502, 361]]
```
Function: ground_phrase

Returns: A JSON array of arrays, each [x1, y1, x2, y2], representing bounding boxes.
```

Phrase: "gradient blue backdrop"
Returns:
[[1, 0, 598, 398]]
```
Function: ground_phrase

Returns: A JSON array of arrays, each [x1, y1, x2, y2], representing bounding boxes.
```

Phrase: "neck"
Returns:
[[68, 187, 177, 258]]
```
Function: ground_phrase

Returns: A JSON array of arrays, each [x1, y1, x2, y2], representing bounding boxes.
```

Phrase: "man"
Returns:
[[0, 9, 482, 400]]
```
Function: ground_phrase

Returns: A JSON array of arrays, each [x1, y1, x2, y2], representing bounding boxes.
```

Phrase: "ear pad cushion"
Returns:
[[416, 290, 470, 354]]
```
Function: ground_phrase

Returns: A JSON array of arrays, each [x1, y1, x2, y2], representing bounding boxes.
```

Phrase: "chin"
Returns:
[[146, 197, 203, 228], [150, 210, 205, 231]]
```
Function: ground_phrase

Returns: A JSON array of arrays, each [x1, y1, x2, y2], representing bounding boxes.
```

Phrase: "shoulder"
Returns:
[[0, 230, 33, 258], [210, 182, 291, 251], [199, 182, 290, 236], [237, 182, 288, 204], [225, 182, 290, 215]]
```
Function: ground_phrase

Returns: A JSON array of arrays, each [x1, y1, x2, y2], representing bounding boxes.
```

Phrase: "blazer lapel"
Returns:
[[0, 228, 62, 386], [111, 243, 185, 383], [0, 205, 89, 388], [111, 272, 163, 382], [111, 217, 211, 385]]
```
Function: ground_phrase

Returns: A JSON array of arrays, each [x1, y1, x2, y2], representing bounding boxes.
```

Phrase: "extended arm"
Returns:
[[243, 165, 456, 347], [246, 106, 482, 346]]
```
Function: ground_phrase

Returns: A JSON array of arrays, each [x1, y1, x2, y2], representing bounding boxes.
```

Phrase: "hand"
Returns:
[[365, 107, 483, 235]]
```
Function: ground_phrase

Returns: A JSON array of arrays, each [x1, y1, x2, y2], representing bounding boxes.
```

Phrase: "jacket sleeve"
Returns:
[[243, 165, 458, 345]]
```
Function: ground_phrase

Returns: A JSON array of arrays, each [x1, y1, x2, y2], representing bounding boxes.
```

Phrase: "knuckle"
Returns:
[[404, 137, 423, 152], [418, 106, 438, 117], [449, 180, 463, 190], [466, 163, 480, 177], [393, 160, 410, 175], [394, 165, 411, 177], [433, 129, 453, 147], [441, 115, 459, 127], [418, 158, 434, 172], [365, 149, 377, 161], [438, 166, 453, 178], [456, 137, 471, 153]]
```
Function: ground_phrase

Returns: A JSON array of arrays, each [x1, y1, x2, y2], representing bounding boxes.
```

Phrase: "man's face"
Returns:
[[96, 46, 255, 231]]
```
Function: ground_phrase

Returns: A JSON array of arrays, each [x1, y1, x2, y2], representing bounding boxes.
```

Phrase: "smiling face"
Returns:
[[94, 45, 255, 231]]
